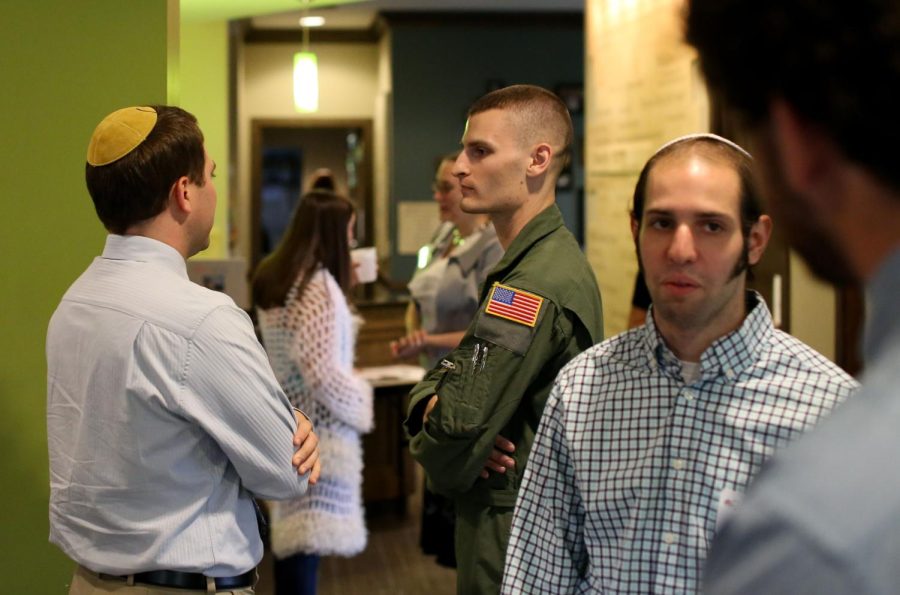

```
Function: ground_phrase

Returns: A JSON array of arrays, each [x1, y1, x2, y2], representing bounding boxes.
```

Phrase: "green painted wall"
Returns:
[[181, 19, 230, 259], [0, 2, 171, 591]]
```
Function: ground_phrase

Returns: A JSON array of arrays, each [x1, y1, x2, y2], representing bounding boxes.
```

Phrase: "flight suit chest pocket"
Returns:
[[433, 342, 496, 433], [473, 306, 542, 356]]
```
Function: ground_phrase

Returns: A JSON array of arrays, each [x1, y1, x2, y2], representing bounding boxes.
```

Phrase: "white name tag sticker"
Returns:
[[715, 488, 743, 532]]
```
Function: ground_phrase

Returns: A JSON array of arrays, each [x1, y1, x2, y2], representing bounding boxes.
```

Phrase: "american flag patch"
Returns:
[[484, 283, 543, 327]]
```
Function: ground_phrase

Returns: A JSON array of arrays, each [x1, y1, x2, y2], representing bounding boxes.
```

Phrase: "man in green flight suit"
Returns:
[[404, 84, 605, 594]]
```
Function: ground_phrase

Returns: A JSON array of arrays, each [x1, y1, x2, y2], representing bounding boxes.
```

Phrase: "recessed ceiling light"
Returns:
[[299, 16, 325, 27]]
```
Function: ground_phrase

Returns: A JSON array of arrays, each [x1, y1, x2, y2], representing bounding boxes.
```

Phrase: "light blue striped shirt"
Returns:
[[704, 249, 900, 595], [47, 235, 308, 576]]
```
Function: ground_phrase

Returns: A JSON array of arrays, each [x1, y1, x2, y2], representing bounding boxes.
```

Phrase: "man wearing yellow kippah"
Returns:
[[46, 105, 321, 594]]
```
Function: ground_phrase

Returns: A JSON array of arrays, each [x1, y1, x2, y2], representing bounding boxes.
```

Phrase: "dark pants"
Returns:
[[420, 484, 457, 568], [454, 500, 514, 595], [274, 552, 320, 595]]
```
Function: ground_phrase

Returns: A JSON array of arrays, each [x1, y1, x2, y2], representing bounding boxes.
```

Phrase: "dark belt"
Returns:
[[99, 568, 255, 590]]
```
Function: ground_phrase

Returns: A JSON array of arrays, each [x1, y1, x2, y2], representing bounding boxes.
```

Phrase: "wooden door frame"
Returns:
[[250, 117, 375, 273], [836, 285, 864, 376], [710, 96, 792, 332]]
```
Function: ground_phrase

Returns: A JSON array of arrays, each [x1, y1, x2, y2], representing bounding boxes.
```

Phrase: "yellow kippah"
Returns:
[[86, 106, 158, 166]]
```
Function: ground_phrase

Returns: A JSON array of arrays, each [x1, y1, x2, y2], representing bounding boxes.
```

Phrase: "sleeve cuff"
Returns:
[[292, 406, 314, 431]]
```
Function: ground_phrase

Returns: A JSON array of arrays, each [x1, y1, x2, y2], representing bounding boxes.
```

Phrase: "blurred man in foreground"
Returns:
[[686, 1, 900, 592]]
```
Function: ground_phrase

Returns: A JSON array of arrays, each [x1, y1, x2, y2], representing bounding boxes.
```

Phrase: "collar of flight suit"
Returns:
[[488, 203, 565, 279]]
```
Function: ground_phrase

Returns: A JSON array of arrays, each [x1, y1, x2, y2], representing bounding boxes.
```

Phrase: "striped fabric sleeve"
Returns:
[[503, 381, 587, 594]]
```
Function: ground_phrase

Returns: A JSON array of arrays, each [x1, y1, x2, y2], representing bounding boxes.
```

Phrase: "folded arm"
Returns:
[[183, 305, 311, 500], [405, 300, 566, 496]]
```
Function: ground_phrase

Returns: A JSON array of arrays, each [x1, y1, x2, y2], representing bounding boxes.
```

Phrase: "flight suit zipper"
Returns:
[[435, 358, 458, 393]]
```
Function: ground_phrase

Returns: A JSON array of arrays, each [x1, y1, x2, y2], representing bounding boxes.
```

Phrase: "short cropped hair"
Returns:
[[85, 106, 206, 234], [468, 84, 574, 176], [685, 0, 900, 194]]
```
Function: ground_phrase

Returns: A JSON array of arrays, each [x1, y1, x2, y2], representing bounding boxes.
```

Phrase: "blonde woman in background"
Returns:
[[392, 153, 503, 368], [391, 153, 503, 568]]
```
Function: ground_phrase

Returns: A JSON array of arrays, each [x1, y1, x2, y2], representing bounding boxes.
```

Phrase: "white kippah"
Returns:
[[653, 133, 752, 159]]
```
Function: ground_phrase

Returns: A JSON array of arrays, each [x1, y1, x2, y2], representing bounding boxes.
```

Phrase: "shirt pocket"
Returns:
[[433, 341, 496, 435]]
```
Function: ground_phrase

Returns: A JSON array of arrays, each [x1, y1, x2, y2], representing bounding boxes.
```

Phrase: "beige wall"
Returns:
[[790, 253, 837, 360], [585, 0, 709, 338], [236, 40, 382, 267], [584, 0, 838, 358]]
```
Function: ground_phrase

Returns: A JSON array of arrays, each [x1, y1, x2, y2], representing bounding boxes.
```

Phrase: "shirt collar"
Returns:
[[101, 234, 189, 280], [450, 224, 498, 274], [641, 291, 772, 383], [863, 247, 900, 364], [490, 204, 564, 275]]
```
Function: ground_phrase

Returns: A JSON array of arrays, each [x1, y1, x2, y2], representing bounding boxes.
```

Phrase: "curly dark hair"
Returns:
[[685, 0, 900, 193]]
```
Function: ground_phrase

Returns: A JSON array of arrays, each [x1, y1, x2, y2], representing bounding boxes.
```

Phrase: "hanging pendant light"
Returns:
[[293, 2, 320, 112], [293, 51, 318, 112]]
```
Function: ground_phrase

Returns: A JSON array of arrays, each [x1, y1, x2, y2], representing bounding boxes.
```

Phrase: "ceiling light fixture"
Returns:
[[299, 15, 325, 27]]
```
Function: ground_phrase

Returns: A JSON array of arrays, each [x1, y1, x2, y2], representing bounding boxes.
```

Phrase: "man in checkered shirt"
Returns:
[[502, 134, 858, 594]]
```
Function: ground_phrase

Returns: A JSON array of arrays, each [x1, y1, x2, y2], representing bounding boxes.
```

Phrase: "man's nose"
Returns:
[[452, 154, 468, 178], [667, 224, 697, 263]]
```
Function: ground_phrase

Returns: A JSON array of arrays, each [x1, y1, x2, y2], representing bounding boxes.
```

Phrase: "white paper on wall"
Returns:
[[397, 201, 442, 255]]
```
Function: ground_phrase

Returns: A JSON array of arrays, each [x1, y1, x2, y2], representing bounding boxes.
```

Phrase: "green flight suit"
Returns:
[[405, 204, 604, 594]]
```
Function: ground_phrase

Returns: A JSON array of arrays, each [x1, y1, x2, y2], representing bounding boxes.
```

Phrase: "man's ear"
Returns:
[[169, 175, 192, 215], [527, 143, 553, 177], [770, 99, 839, 200], [747, 214, 773, 266], [630, 214, 640, 242]]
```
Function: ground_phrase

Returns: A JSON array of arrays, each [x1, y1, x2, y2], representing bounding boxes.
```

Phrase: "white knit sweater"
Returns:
[[257, 268, 374, 558]]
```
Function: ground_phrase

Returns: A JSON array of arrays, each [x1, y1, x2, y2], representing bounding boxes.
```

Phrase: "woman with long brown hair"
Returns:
[[253, 190, 373, 595]]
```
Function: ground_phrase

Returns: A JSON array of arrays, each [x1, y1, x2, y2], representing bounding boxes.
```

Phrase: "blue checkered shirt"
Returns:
[[502, 293, 858, 594]]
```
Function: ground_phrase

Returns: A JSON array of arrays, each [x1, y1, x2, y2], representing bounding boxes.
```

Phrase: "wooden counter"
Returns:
[[355, 299, 413, 367], [355, 300, 421, 507]]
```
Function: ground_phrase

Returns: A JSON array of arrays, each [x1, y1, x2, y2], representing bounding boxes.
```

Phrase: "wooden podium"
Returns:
[[353, 299, 427, 510]]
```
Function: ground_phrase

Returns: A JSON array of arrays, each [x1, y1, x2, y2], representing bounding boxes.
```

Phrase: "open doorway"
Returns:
[[250, 118, 374, 273]]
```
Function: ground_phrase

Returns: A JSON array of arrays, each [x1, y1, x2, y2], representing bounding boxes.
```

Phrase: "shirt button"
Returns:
[[682, 389, 695, 402], [724, 367, 735, 379], [663, 532, 676, 545], [672, 458, 685, 471]]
